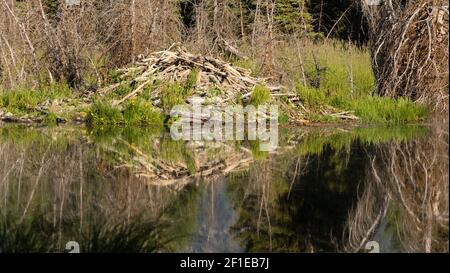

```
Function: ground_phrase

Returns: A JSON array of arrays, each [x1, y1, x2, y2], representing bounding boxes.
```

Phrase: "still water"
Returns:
[[0, 123, 448, 253]]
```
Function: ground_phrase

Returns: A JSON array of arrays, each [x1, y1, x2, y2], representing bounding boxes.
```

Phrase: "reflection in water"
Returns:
[[0, 127, 200, 252], [227, 138, 373, 252], [186, 178, 243, 253], [0, 123, 447, 253], [344, 119, 449, 253]]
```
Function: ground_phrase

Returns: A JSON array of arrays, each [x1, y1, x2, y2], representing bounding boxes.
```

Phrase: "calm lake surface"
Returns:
[[0, 123, 448, 253]]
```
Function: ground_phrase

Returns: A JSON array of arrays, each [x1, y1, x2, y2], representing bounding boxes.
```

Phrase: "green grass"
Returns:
[[248, 140, 269, 160], [0, 39, 428, 126], [296, 84, 326, 110], [332, 96, 428, 124], [160, 70, 200, 112], [232, 58, 261, 77], [287, 41, 428, 124], [86, 101, 123, 126], [0, 83, 71, 115], [250, 84, 271, 106], [43, 112, 59, 126], [86, 99, 164, 127], [297, 85, 428, 124], [108, 69, 121, 84], [184, 68, 200, 93], [240, 39, 427, 124], [113, 82, 133, 97], [276, 40, 375, 98], [161, 83, 186, 112], [122, 99, 164, 126]]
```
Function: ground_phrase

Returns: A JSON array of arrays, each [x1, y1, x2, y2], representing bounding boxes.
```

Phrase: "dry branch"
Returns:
[[362, 0, 449, 112], [104, 44, 283, 107]]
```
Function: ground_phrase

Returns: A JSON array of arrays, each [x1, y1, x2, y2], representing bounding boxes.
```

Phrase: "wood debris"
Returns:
[[363, 0, 449, 112], [101, 44, 282, 107]]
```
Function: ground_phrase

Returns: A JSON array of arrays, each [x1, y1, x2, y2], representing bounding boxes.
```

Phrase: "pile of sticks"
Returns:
[[98, 44, 360, 123], [103, 44, 279, 106]]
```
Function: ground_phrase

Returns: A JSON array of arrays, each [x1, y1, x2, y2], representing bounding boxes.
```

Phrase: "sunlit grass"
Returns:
[[86, 99, 164, 127], [122, 98, 164, 126], [250, 84, 271, 106], [0, 83, 72, 115], [86, 101, 123, 125], [272, 39, 427, 124], [346, 97, 427, 124]]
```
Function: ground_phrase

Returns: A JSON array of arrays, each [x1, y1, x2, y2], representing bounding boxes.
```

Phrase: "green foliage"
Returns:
[[43, 112, 59, 126], [123, 99, 164, 126], [296, 84, 326, 109], [161, 83, 186, 112], [278, 111, 290, 124], [232, 59, 261, 77], [108, 69, 121, 84], [160, 72, 201, 112], [87, 99, 164, 127], [277, 40, 375, 98], [296, 81, 427, 124], [275, 0, 312, 34], [307, 0, 367, 42], [0, 83, 71, 115], [140, 82, 158, 101], [337, 96, 428, 124], [287, 41, 426, 124], [303, 42, 375, 98], [160, 70, 198, 112], [184, 68, 200, 94], [206, 87, 221, 99], [113, 82, 133, 97], [238, 0, 313, 36], [248, 140, 269, 160], [250, 84, 271, 106], [86, 101, 123, 126]]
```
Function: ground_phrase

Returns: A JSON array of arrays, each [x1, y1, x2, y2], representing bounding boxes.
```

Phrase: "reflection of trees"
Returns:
[[228, 124, 447, 253], [1, 124, 445, 253], [228, 142, 369, 252], [0, 127, 200, 252], [344, 120, 449, 253]]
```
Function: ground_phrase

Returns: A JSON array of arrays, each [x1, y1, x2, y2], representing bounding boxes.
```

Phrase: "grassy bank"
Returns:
[[238, 40, 427, 124], [86, 99, 164, 127], [0, 40, 428, 127]]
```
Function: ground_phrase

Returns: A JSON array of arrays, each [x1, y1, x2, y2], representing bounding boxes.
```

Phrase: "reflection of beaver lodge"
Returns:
[[113, 135, 299, 191], [117, 139, 254, 191], [362, 0, 449, 111]]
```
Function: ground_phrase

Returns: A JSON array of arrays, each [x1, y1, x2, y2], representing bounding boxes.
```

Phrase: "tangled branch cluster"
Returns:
[[363, 0, 449, 112]]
